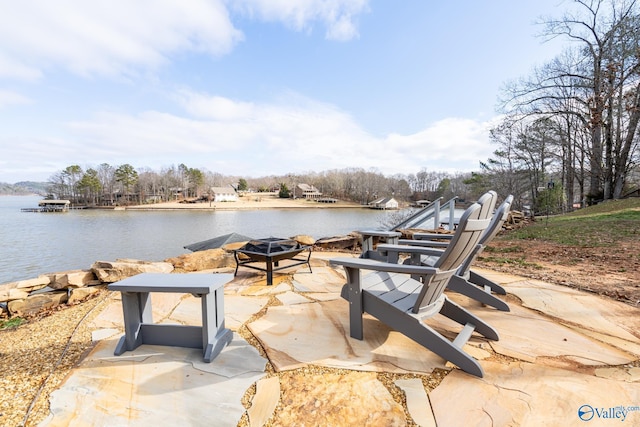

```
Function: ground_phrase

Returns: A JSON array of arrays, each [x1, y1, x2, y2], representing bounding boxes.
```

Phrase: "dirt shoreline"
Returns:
[[125, 195, 365, 211]]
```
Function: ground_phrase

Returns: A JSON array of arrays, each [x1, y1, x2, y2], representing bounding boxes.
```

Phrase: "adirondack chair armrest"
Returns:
[[377, 244, 445, 256], [413, 233, 454, 241], [330, 257, 437, 276], [375, 244, 445, 264], [398, 239, 450, 248]]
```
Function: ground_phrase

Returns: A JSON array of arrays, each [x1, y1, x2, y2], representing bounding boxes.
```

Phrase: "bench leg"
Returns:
[[201, 287, 232, 362], [114, 291, 152, 356]]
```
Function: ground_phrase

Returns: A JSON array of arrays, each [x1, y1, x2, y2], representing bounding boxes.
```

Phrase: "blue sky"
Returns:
[[0, 0, 568, 183]]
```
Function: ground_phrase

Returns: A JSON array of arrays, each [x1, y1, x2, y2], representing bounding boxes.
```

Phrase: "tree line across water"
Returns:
[[43, 163, 479, 209], [38, 152, 634, 216]]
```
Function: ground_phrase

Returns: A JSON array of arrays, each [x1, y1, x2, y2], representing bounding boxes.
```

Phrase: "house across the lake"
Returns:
[[294, 184, 322, 199], [369, 197, 399, 210], [211, 187, 239, 202]]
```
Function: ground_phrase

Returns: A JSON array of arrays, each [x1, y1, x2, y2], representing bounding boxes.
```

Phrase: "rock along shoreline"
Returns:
[[0, 234, 364, 319]]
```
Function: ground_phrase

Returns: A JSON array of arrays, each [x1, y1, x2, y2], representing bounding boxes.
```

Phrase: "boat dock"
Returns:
[[21, 200, 71, 213]]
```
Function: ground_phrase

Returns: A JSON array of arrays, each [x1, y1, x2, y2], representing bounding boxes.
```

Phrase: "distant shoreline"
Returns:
[[124, 196, 365, 211], [12, 193, 370, 211]]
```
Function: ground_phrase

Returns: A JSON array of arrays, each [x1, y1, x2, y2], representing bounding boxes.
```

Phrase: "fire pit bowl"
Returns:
[[233, 237, 312, 285]]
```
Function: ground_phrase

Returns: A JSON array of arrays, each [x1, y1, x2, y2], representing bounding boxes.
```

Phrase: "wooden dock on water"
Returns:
[[21, 200, 72, 213]]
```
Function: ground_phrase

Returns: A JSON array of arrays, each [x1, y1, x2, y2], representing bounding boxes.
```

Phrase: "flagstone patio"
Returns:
[[39, 252, 640, 426]]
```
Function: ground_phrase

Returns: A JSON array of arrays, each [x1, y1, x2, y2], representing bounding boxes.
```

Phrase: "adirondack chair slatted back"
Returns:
[[412, 271, 457, 313], [476, 190, 498, 223], [480, 194, 513, 246], [456, 194, 513, 276], [433, 194, 494, 271], [413, 202, 490, 313]]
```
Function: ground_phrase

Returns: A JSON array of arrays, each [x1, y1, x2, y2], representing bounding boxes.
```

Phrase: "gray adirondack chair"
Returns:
[[378, 194, 514, 311], [331, 201, 497, 377]]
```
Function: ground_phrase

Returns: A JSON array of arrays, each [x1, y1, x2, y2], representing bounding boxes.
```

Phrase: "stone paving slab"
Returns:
[[441, 294, 639, 367], [443, 283, 640, 369], [88, 296, 124, 329], [223, 294, 270, 330], [247, 298, 449, 374], [506, 278, 640, 342], [292, 265, 346, 292], [39, 260, 640, 426], [169, 293, 270, 331], [41, 334, 267, 427], [276, 290, 313, 305], [430, 361, 640, 426], [247, 377, 280, 427], [394, 378, 436, 427]]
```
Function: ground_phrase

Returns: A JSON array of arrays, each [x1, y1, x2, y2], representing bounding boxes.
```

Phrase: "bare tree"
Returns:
[[499, 0, 640, 202], [96, 163, 116, 206]]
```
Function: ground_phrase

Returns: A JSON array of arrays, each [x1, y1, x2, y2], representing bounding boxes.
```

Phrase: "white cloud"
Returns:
[[175, 90, 256, 121], [0, 0, 370, 82], [0, 91, 496, 182], [0, 0, 243, 80], [0, 90, 31, 108], [0, 53, 42, 81], [385, 117, 496, 167], [230, 0, 369, 40]]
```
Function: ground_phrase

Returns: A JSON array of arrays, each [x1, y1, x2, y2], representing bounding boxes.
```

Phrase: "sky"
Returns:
[[0, 0, 570, 183]]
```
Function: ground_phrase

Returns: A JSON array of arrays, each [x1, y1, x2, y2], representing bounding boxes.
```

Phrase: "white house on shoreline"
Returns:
[[211, 187, 238, 202], [369, 197, 399, 210]]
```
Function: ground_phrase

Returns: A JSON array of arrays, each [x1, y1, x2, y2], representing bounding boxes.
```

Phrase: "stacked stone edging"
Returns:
[[0, 259, 175, 317], [0, 234, 321, 319]]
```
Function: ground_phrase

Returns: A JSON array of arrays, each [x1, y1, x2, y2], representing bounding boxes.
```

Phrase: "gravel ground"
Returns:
[[0, 290, 109, 427]]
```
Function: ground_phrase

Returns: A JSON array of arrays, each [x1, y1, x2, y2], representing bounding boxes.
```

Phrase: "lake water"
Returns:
[[0, 195, 397, 284]]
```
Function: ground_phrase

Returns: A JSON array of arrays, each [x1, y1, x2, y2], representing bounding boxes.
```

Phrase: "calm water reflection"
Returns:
[[0, 195, 394, 283]]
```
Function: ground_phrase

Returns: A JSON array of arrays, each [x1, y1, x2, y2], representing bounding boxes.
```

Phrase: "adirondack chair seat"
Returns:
[[331, 201, 499, 377], [377, 242, 511, 312], [338, 268, 445, 319]]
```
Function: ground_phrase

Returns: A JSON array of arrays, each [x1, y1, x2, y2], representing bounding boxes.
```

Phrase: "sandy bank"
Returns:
[[126, 195, 364, 211]]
